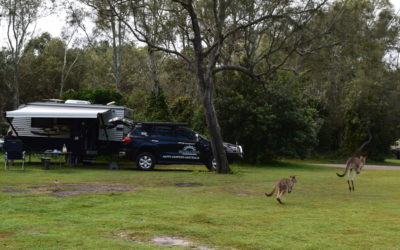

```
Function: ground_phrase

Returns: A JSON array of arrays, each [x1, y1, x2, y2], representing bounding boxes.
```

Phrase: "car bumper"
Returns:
[[225, 145, 243, 162]]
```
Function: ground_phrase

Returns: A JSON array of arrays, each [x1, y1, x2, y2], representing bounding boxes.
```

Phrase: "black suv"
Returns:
[[109, 119, 243, 171]]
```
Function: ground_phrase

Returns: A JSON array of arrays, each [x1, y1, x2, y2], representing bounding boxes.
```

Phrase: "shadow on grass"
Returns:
[[2, 157, 332, 174], [3, 160, 203, 173], [239, 161, 329, 172]]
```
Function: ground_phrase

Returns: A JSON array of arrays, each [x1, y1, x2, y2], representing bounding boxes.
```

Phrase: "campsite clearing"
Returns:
[[0, 160, 399, 249]]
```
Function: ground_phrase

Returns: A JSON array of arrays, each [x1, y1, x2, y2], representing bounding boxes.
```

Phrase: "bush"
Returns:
[[216, 71, 320, 163], [62, 88, 125, 105], [145, 89, 170, 121], [170, 96, 207, 135]]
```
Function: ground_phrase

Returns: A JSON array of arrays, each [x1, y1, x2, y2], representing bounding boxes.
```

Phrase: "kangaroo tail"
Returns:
[[337, 161, 351, 177], [336, 172, 346, 177], [265, 186, 276, 197]]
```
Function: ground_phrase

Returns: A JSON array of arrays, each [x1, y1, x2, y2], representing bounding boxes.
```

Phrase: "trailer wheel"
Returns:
[[136, 152, 155, 171]]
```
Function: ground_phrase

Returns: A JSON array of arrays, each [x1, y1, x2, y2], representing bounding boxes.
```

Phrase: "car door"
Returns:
[[149, 126, 182, 162], [174, 128, 202, 163]]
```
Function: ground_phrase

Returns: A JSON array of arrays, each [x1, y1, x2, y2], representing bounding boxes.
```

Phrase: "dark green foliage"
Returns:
[[216, 71, 319, 163], [144, 89, 170, 121], [302, 0, 400, 159], [128, 92, 206, 133], [341, 75, 400, 160], [1, 0, 400, 162], [126, 90, 148, 121], [170, 96, 207, 134], [170, 96, 194, 123], [61, 88, 125, 105]]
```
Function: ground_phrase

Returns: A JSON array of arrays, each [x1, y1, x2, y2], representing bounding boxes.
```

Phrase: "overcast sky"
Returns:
[[1, 0, 400, 48], [36, 0, 400, 39]]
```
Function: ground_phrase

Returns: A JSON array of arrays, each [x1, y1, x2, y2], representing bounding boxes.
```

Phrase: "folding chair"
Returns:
[[4, 139, 25, 171]]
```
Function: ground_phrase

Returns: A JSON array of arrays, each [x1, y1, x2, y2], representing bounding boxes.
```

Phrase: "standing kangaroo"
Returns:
[[336, 156, 366, 192], [265, 176, 297, 204]]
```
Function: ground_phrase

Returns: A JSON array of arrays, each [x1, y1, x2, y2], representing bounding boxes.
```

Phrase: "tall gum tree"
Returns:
[[74, 0, 129, 91], [0, 0, 45, 109], [109, 0, 335, 173]]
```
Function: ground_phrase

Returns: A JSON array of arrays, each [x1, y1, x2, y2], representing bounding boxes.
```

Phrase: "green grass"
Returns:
[[0, 158, 399, 249], [384, 158, 400, 165], [296, 155, 400, 166]]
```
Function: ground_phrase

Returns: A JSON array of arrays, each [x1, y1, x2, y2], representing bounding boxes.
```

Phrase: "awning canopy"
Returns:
[[6, 105, 111, 119]]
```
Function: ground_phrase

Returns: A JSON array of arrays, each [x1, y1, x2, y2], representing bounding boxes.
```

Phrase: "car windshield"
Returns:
[[198, 134, 207, 140]]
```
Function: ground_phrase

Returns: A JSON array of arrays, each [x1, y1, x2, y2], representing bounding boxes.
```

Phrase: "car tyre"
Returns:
[[136, 152, 155, 171], [206, 156, 217, 172]]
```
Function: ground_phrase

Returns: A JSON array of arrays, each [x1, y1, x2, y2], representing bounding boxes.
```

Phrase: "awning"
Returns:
[[6, 105, 111, 118]]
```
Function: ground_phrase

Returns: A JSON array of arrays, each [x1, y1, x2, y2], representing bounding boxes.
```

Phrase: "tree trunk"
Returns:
[[148, 48, 161, 96], [11, 62, 20, 109], [186, 1, 230, 173], [0, 102, 4, 129], [201, 75, 230, 173], [60, 47, 67, 97], [60, 49, 79, 98], [111, 15, 121, 91]]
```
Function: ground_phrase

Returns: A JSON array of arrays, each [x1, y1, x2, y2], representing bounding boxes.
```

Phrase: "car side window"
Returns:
[[131, 127, 148, 137], [176, 128, 196, 141], [147, 126, 176, 140]]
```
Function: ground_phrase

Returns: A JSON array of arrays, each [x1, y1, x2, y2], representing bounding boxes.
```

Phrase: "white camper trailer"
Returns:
[[5, 101, 133, 161]]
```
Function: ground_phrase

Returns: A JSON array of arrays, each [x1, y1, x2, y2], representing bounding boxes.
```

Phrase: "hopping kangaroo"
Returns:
[[336, 156, 366, 192], [265, 176, 297, 204]]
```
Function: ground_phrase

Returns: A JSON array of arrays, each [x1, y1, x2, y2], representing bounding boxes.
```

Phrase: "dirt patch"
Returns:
[[150, 236, 213, 249], [175, 182, 203, 187], [113, 231, 138, 243], [237, 191, 251, 196], [3, 189, 31, 194], [0, 232, 15, 238], [50, 184, 135, 197], [3, 184, 135, 197]]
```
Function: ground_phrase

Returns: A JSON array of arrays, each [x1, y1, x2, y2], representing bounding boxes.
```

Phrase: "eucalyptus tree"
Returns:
[[108, 0, 332, 173], [0, 49, 11, 130], [59, 27, 80, 96], [301, 0, 400, 158], [75, 0, 129, 91], [0, 0, 45, 109]]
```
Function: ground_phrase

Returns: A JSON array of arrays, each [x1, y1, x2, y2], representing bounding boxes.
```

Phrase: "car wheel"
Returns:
[[206, 156, 217, 172], [136, 152, 155, 171]]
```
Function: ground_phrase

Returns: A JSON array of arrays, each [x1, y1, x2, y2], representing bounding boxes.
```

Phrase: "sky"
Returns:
[[393, 0, 400, 11], [36, 11, 67, 39], [36, 0, 400, 39], [1, 0, 400, 48]]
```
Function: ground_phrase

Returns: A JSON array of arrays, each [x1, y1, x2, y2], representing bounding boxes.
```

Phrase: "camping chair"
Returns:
[[4, 139, 25, 171]]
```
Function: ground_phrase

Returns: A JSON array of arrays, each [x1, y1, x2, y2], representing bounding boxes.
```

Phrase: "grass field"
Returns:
[[0, 158, 399, 249]]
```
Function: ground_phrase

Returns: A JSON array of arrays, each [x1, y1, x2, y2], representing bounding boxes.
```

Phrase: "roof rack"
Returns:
[[107, 118, 189, 128], [42, 99, 64, 103], [135, 122, 188, 127]]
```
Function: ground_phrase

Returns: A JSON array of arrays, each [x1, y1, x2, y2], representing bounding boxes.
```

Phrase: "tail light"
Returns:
[[123, 137, 132, 144]]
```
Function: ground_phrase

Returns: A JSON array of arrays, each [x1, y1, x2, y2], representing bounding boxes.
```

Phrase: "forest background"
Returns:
[[1, 0, 400, 163]]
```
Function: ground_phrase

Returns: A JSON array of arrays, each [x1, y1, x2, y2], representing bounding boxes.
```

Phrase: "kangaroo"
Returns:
[[265, 176, 297, 204], [336, 156, 366, 192]]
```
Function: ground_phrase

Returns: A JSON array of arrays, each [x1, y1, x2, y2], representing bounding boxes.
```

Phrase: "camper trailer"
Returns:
[[4, 100, 133, 162]]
